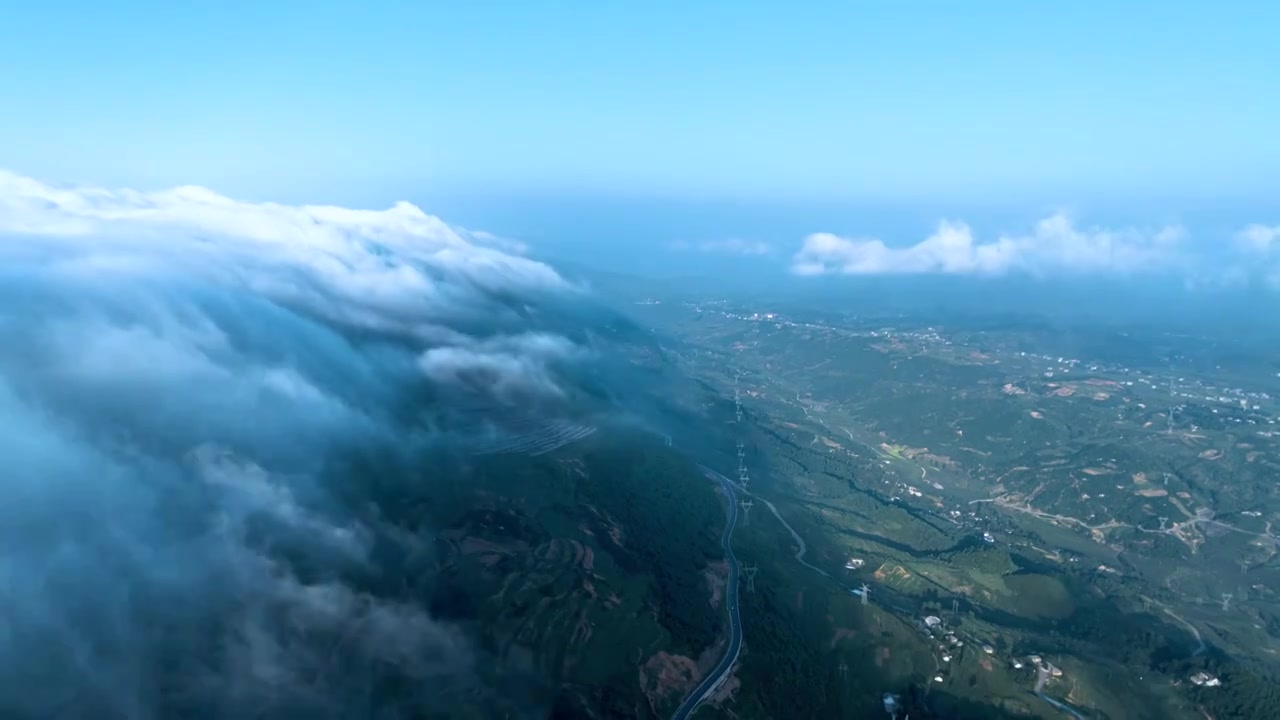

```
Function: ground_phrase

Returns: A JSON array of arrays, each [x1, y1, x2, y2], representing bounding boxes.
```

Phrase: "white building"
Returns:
[[1189, 672, 1221, 687]]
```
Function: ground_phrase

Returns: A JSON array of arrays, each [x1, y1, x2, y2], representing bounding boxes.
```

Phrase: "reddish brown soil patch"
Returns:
[[640, 652, 700, 714]]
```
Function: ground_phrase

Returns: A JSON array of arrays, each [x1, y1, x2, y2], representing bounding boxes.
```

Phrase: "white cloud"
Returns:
[[791, 213, 1186, 277], [0, 169, 579, 399], [0, 169, 566, 300], [672, 238, 773, 255], [0, 169, 589, 717], [418, 332, 583, 402], [459, 227, 530, 255], [1236, 223, 1280, 254]]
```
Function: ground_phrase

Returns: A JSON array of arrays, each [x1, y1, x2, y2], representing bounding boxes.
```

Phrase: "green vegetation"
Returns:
[[621, 292, 1280, 719], [579, 436, 725, 655]]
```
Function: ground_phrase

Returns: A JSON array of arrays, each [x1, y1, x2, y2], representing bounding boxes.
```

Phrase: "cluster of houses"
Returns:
[[918, 613, 1070, 685]]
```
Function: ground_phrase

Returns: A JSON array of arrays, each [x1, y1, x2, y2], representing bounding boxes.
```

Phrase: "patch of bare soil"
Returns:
[[640, 652, 700, 714], [873, 563, 911, 582]]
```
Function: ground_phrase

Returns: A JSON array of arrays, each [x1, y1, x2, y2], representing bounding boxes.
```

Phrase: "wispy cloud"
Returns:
[[672, 238, 773, 256], [791, 213, 1186, 277], [1236, 223, 1280, 255]]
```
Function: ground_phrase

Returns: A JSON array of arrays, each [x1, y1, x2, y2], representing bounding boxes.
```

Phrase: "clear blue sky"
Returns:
[[1, 0, 1277, 210]]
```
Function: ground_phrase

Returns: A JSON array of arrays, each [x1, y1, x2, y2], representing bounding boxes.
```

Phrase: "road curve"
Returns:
[[702, 466, 844, 589], [670, 469, 744, 720]]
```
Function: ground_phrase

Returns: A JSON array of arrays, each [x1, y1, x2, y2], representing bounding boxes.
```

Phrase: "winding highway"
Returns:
[[670, 469, 744, 720], [671, 464, 869, 719]]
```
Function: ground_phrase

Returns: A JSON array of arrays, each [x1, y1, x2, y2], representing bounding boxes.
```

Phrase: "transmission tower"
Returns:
[[1222, 593, 1233, 612], [744, 564, 758, 592], [860, 583, 870, 606], [738, 467, 750, 490], [740, 498, 753, 526]]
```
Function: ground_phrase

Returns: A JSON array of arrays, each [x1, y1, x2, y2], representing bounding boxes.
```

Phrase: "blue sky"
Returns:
[[2, 1, 1278, 279], [3, 1, 1277, 202]]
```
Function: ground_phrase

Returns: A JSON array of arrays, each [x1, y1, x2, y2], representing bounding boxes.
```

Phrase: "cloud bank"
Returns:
[[0, 170, 584, 718], [791, 213, 1186, 276]]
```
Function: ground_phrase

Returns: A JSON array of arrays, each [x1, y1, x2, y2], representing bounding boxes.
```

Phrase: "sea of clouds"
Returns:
[[0, 170, 593, 719]]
